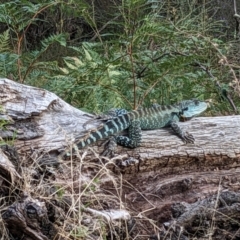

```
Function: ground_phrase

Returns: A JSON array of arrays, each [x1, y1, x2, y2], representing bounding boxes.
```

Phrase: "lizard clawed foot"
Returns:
[[102, 136, 117, 157], [117, 157, 139, 168], [182, 131, 195, 144]]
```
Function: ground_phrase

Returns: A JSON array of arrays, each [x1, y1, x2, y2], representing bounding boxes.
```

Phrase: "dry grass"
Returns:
[[1, 146, 240, 239], [0, 147, 138, 239]]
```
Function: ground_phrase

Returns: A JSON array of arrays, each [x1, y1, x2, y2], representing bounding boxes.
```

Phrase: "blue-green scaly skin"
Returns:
[[77, 99, 207, 149]]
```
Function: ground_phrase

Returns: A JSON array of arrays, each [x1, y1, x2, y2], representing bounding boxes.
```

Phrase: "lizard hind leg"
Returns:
[[102, 119, 142, 156], [116, 119, 142, 148], [102, 111, 141, 156]]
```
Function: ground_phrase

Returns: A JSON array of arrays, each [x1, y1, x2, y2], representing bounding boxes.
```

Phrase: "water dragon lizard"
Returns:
[[74, 99, 207, 155]]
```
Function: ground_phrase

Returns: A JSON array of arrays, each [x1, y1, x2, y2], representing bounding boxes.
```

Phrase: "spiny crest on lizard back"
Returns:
[[178, 99, 208, 118]]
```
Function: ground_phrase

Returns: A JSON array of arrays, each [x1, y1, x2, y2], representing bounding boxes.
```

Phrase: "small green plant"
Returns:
[[70, 226, 89, 239], [56, 186, 65, 199], [0, 106, 10, 146]]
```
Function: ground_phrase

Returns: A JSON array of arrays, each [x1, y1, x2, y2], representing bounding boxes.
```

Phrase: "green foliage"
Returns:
[[0, 30, 10, 52], [0, 0, 68, 83], [0, 0, 239, 114], [0, 30, 19, 78], [46, 0, 235, 113], [0, 30, 66, 84], [23, 34, 67, 84]]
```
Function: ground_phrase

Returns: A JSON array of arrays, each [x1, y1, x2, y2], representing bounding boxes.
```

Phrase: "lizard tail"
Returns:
[[77, 114, 131, 149]]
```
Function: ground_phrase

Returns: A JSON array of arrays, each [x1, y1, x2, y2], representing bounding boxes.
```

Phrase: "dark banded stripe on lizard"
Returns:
[[77, 99, 207, 151]]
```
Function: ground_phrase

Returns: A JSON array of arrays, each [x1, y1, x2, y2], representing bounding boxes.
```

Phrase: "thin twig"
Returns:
[[17, 3, 56, 83], [90, 15, 120, 41], [138, 70, 169, 107]]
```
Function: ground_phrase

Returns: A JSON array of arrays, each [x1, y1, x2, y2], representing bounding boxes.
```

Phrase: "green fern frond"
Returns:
[[22, 34, 67, 81], [41, 34, 67, 49], [0, 30, 10, 53], [0, 1, 48, 32]]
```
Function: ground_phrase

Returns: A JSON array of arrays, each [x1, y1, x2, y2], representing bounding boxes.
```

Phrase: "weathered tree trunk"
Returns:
[[1, 78, 240, 239]]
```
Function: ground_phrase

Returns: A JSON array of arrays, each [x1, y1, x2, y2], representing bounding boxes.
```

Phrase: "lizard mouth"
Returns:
[[181, 101, 208, 118], [180, 116, 192, 121]]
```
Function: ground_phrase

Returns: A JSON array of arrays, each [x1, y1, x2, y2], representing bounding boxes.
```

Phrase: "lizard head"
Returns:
[[179, 99, 207, 119]]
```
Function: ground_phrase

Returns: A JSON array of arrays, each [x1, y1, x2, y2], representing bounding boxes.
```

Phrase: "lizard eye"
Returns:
[[194, 99, 199, 105]]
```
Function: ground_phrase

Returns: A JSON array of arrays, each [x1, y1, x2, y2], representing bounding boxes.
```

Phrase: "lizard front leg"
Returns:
[[170, 120, 194, 143]]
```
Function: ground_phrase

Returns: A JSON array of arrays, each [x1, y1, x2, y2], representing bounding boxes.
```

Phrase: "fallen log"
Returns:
[[1, 78, 239, 171], [0, 78, 240, 239]]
